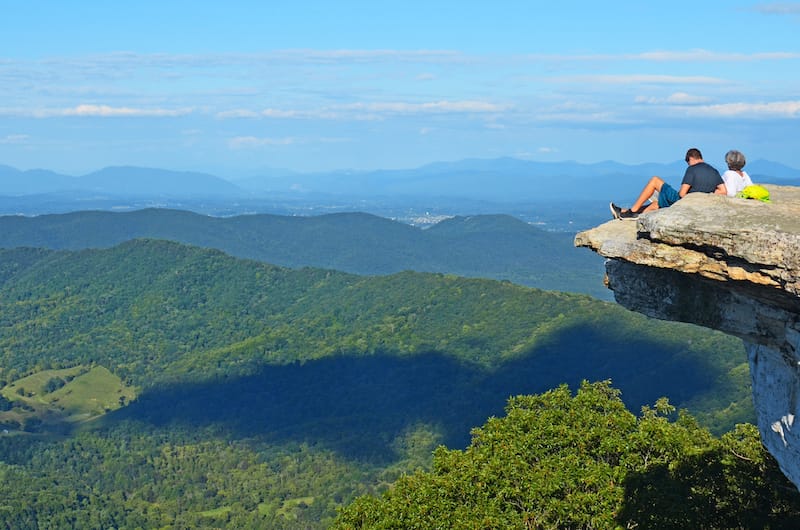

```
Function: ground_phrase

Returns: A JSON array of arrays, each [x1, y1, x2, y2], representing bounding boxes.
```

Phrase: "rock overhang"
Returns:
[[574, 184, 800, 489]]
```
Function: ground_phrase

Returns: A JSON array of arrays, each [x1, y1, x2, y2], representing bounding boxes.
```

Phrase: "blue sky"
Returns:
[[1, 1, 800, 175]]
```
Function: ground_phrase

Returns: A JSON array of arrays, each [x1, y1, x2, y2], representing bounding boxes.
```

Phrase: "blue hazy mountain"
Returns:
[[0, 164, 77, 195], [80, 166, 243, 196], [0, 165, 243, 197], [247, 158, 799, 201], [2, 158, 798, 203]]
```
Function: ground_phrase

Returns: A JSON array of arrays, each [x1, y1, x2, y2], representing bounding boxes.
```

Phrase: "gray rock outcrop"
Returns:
[[575, 185, 800, 488]]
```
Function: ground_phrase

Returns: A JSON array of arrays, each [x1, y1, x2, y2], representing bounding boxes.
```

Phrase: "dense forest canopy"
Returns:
[[0, 239, 748, 426], [0, 239, 768, 527], [334, 382, 800, 530]]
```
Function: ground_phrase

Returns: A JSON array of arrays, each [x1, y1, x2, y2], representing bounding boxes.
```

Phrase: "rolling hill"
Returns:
[[0, 239, 753, 527], [0, 239, 748, 432], [0, 208, 609, 299]]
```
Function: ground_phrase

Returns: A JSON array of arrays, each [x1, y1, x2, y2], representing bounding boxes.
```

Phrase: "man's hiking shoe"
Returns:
[[609, 202, 622, 219], [619, 209, 639, 220], [634, 202, 652, 214]]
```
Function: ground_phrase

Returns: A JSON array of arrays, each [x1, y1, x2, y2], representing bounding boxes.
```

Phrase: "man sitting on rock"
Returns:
[[610, 148, 727, 220]]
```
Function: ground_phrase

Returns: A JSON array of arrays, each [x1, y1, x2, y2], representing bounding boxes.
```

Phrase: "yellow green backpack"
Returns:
[[736, 184, 771, 202]]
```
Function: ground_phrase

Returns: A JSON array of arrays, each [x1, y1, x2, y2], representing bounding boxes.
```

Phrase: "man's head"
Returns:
[[725, 149, 746, 171], [685, 148, 703, 165]]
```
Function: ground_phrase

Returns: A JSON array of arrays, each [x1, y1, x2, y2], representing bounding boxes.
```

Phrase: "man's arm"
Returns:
[[678, 183, 692, 197], [714, 183, 728, 195]]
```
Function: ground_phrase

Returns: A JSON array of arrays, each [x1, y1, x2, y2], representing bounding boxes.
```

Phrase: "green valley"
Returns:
[[0, 239, 764, 527]]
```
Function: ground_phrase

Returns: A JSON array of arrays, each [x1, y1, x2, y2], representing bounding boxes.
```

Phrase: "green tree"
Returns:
[[334, 381, 800, 529]]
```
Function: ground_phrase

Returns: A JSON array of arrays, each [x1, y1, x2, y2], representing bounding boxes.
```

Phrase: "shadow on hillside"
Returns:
[[108, 323, 720, 463]]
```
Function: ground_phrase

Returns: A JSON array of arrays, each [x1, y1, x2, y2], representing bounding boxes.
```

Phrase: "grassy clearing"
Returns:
[[198, 506, 232, 519], [276, 496, 316, 520], [0, 365, 137, 431]]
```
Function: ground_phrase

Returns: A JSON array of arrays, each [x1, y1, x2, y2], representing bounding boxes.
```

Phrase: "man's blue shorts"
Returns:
[[658, 183, 681, 208]]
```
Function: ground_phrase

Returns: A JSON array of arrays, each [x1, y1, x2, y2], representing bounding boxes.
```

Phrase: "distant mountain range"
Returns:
[[0, 165, 241, 197], [0, 208, 609, 299], [3, 158, 798, 203]]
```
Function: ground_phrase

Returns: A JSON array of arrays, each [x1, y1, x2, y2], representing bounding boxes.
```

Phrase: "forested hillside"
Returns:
[[0, 208, 608, 298], [335, 382, 800, 529], [0, 240, 754, 527]]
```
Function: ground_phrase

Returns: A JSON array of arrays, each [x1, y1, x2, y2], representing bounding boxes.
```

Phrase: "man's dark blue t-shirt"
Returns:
[[682, 162, 723, 193]]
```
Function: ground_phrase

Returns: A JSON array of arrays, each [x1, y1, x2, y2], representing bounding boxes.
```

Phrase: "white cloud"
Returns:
[[36, 49, 467, 73], [549, 74, 726, 85], [753, 3, 800, 15], [228, 136, 298, 148], [217, 108, 352, 120], [537, 146, 558, 154], [228, 135, 351, 149], [692, 100, 800, 118], [340, 100, 506, 113], [267, 49, 465, 64], [217, 100, 507, 121], [634, 49, 800, 61], [29, 104, 192, 118], [551, 101, 602, 112], [0, 134, 30, 144], [215, 109, 261, 119], [635, 92, 712, 105], [525, 49, 800, 62]]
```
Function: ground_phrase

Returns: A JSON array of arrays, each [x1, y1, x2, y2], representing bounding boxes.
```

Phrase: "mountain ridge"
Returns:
[[2, 157, 799, 202], [0, 238, 748, 426], [0, 208, 609, 298], [0, 238, 754, 527]]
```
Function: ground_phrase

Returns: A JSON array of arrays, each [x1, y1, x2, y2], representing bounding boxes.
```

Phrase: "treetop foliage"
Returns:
[[334, 381, 800, 530]]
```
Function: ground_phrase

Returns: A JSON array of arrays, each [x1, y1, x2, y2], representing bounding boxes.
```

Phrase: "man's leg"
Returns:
[[629, 176, 664, 212]]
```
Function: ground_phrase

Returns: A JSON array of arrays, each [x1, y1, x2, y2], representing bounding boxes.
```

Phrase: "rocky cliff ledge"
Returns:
[[575, 185, 800, 488]]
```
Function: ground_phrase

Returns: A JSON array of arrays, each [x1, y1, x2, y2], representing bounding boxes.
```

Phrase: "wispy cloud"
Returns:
[[18, 48, 800, 74], [217, 108, 363, 121], [632, 49, 800, 61], [341, 101, 506, 113], [534, 110, 638, 125], [228, 136, 298, 148], [548, 74, 726, 85], [217, 100, 507, 121], [524, 49, 800, 62], [21, 104, 194, 118], [35, 49, 468, 72], [0, 134, 30, 144], [692, 100, 800, 117], [635, 92, 713, 105], [270, 49, 466, 64], [228, 135, 352, 149], [753, 3, 800, 15]]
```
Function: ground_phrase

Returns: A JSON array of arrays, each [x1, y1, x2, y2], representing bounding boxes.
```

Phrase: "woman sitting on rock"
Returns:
[[721, 149, 753, 197]]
